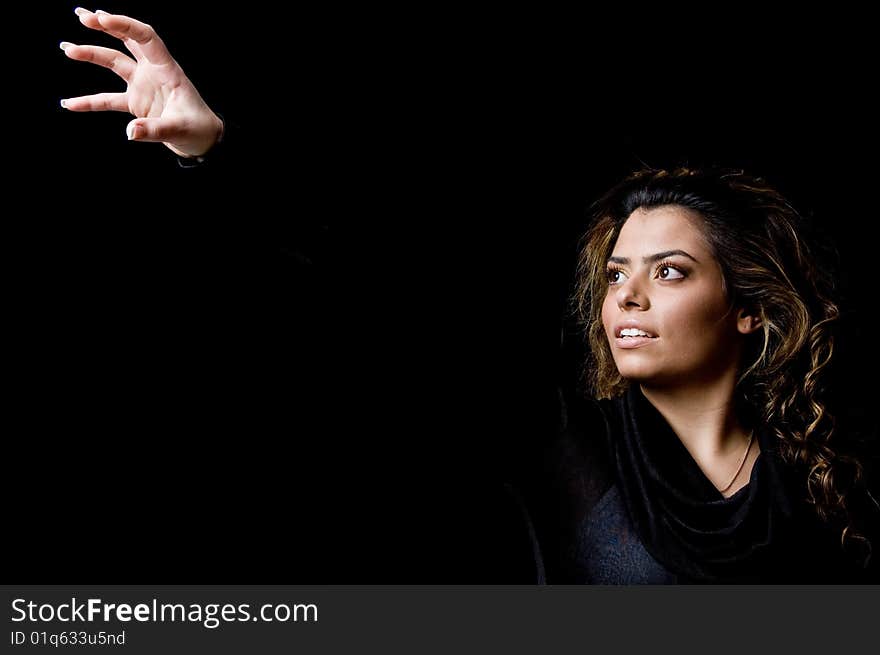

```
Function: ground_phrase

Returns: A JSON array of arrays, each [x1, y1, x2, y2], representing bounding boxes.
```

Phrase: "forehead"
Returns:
[[613, 205, 710, 255]]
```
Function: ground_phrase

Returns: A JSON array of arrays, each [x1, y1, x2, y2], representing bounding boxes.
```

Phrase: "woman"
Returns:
[[60, 8, 879, 583], [523, 167, 880, 583]]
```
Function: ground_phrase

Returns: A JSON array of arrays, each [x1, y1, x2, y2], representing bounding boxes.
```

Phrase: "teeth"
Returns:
[[620, 328, 653, 338]]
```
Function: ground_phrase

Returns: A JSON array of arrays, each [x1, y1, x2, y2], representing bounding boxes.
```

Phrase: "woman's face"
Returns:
[[601, 205, 746, 388]]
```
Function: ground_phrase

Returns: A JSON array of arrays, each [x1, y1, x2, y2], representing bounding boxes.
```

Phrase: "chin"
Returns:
[[618, 372, 658, 385], [613, 358, 662, 382], [616, 365, 695, 390]]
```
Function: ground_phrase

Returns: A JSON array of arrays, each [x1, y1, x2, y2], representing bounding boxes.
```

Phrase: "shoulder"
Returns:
[[844, 478, 880, 582], [517, 388, 617, 582], [550, 388, 613, 467], [782, 478, 880, 583]]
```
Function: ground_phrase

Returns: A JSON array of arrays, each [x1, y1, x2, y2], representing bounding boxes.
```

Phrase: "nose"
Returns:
[[616, 276, 649, 311]]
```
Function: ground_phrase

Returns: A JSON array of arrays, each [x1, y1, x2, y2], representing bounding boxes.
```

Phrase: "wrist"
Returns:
[[201, 113, 225, 154], [176, 113, 226, 169], [188, 113, 225, 158]]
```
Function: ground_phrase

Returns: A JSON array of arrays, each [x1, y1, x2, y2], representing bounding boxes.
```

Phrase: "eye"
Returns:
[[657, 263, 685, 280], [606, 268, 628, 285]]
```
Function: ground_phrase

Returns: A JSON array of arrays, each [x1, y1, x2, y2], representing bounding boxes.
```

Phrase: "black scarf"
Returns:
[[601, 384, 816, 582]]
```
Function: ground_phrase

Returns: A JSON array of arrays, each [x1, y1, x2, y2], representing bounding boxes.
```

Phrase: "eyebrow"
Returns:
[[607, 249, 700, 266]]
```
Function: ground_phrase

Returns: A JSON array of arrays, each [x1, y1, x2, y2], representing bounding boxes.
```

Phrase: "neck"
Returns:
[[639, 372, 750, 461]]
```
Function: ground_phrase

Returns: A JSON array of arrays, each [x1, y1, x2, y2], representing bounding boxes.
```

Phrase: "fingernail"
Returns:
[[126, 123, 137, 140], [60, 99, 69, 109], [95, 9, 109, 15], [74, 7, 90, 17], [59, 41, 75, 51]]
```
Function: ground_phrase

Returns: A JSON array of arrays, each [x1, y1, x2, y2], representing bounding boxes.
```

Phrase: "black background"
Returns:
[[10, 3, 877, 582]]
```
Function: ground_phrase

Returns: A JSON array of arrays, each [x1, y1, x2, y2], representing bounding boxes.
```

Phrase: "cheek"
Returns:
[[663, 295, 732, 350]]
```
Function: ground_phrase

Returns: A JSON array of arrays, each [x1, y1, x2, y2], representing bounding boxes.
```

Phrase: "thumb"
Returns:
[[126, 118, 183, 143]]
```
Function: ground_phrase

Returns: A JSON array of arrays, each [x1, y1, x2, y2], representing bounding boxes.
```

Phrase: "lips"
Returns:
[[613, 321, 658, 339], [613, 320, 658, 349]]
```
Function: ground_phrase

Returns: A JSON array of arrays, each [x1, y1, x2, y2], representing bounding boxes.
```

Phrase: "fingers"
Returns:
[[60, 92, 128, 113], [73, 7, 173, 66], [73, 7, 103, 31], [125, 117, 187, 144], [59, 42, 137, 83]]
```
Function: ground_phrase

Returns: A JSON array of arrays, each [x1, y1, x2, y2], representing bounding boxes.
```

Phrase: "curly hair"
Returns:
[[573, 166, 872, 563]]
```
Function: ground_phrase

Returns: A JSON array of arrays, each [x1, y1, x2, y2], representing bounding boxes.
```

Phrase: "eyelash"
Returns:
[[606, 260, 687, 285]]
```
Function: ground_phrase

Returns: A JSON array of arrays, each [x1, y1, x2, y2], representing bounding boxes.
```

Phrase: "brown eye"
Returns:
[[607, 269, 627, 285], [658, 265, 685, 280]]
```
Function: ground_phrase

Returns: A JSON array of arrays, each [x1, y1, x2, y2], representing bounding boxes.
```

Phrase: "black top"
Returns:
[[519, 385, 880, 584]]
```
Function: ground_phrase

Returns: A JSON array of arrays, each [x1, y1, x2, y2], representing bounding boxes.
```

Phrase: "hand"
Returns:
[[60, 7, 224, 158]]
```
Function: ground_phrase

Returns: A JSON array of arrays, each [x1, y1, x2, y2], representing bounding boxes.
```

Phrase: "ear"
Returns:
[[736, 308, 762, 335]]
